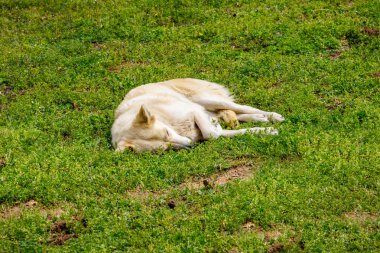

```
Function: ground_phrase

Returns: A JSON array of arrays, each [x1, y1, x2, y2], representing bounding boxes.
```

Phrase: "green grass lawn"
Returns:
[[1, 0, 379, 252]]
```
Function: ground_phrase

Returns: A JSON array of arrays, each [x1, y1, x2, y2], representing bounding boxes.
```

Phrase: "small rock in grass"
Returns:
[[167, 200, 176, 209]]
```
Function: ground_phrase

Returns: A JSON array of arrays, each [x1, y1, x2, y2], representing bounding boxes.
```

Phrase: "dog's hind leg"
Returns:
[[237, 114, 270, 122], [192, 96, 284, 122], [193, 112, 278, 140]]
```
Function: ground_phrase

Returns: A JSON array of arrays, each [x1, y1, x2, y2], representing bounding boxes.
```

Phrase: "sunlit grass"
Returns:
[[0, 0, 379, 252]]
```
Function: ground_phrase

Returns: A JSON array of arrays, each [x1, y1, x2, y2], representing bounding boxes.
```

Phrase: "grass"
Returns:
[[0, 0, 379, 252]]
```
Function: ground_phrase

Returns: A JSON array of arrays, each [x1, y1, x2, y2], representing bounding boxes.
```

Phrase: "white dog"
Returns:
[[111, 78, 284, 152]]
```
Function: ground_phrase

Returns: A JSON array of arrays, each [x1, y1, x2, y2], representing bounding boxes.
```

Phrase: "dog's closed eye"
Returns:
[[124, 142, 135, 151], [163, 128, 171, 141]]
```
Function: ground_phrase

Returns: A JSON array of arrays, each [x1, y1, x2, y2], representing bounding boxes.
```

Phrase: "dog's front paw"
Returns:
[[268, 112, 285, 122], [265, 127, 279, 135], [248, 127, 278, 135]]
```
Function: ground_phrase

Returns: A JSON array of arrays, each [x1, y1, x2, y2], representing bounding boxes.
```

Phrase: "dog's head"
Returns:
[[112, 105, 192, 152]]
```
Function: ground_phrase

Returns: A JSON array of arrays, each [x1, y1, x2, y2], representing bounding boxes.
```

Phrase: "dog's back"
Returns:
[[115, 78, 238, 133], [161, 78, 233, 102]]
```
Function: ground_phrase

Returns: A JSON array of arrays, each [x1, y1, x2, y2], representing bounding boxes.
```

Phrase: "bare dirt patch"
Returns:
[[49, 233, 76, 246], [362, 27, 379, 36], [1, 200, 39, 219], [91, 42, 105, 50], [1, 206, 22, 219], [51, 220, 69, 234], [46, 208, 65, 220], [126, 188, 165, 201], [268, 243, 284, 253], [126, 164, 256, 202], [25, 200, 38, 208], [49, 220, 78, 246], [326, 97, 347, 111], [180, 165, 253, 190], [0, 86, 28, 98], [0, 86, 13, 96], [329, 51, 342, 60], [0, 200, 64, 220], [228, 248, 239, 253], [371, 72, 380, 78], [343, 211, 379, 223], [329, 39, 350, 60], [242, 221, 302, 251], [242, 222, 283, 242], [48, 214, 88, 246]]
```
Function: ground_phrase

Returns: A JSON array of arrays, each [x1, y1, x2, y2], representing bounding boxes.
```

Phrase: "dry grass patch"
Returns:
[[267, 243, 285, 253], [125, 164, 256, 210], [126, 164, 255, 202], [91, 42, 106, 50], [126, 188, 165, 201], [343, 211, 379, 224], [326, 97, 347, 111], [1, 200, 65, 220], [180, 165, 254, 190], [329, 38, 350, 59], [242, 221, 283, 242], [362, 27, 380, 36], [241, 221, 302, 252]]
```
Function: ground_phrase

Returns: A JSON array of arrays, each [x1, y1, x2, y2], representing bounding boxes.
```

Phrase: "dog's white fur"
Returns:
[[111, 78, 284, 152]]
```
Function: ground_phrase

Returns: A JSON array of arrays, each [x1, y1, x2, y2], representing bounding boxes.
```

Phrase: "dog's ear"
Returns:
[[133, 105, 155, 127]]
